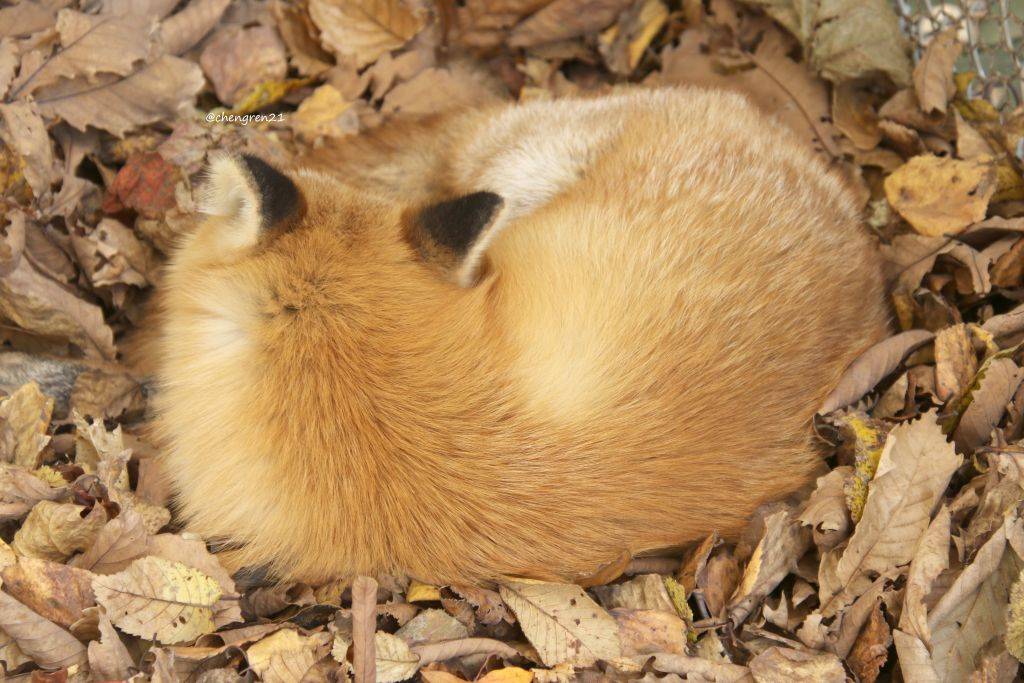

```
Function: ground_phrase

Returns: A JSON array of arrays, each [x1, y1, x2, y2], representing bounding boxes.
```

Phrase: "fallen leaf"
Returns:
[[352, 575, 378, 683], [452, 0, 553, 49], [292, 84, 358, 143], [809, 0, 912, 87], [200, 25, 288, 106], [612, 608, 686, 656], [35, 55, 205, 137], [87, 607, 135, 681], [899, 506, 951, 643], [799, 467, 852, 550], [728, 507, 810, 626], [1, 556, 96, 627], [599, 0, 668, 75], [884, 155, 997, 237], [0, 590, 86, 669], [893, 629, 940, 682], [412, 637, 519, 665], [246, 628, 325, 682], [395, 609, 468, 645], [952, 357, 1024, 452], [450, 584, 512, 625], [9, 10, 155, 97], [308, 0, 425, 68], [146, 532, 243, 627], [272, 0, 334, 76], [92, 555, 222, 644], [13, 501, 106, 561], [0, 101, 59, 198], [913, 28, 960, 114], [592, 573, 675, 613], [819, 412, 960, 617], [818, 330, 934, 414], [647, 651, 752, 680], [748, 646, 844, 682], [510, 0, 632, 47], [499, 579, 621, 667], [846, 600, 891, 683], [376, 632, 421, 682], [71, 509, 149, 574], [0, 381, 52, 468], [159, 0, 232, 56], [934, 324, 978, 403]]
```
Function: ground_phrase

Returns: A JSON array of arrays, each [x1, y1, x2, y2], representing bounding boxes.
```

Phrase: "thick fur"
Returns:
[[155, 88, 889, 585]]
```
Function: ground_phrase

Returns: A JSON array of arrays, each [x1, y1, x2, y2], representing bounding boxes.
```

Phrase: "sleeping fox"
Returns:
[[153, 88, 889, 584]]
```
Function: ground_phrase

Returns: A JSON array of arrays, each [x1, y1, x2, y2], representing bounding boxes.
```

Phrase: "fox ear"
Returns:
[[198, 154, 301, 250], [407, 191, 506, 287]]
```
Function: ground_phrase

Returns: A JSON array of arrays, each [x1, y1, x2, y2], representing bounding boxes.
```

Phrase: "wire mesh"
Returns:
[[894, 0, 1024, 108]]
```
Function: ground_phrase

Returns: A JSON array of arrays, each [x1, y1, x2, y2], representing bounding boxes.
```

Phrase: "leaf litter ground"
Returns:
[[2, 0, 1024, 681]]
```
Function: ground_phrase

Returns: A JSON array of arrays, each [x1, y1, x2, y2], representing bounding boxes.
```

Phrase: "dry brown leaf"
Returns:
[[0, 381, 52, 468], [412, 637, 520, 665], [799, 467, 852, 550], [450, 584, 512, 625], [0, 463, 63, 513], [819, 412, 960, 617], [846, 600, 891, 683], [0, 589, 87, 670], [819, 329, 934, 414], [374, 632, 421, 682], [929, 518, 1022, 682], [728, 507, 809, 626], [35, 55, 205, 137], [899, 506, 951, 643], [292, 84, 359, 143], [598, 0, 668, 75], [92, 555, 222, 644], [159, 0, 232, 56], [395, 609, 468, 645], [499, 579, 621, 667], [1, 556, 95, 627], [272, 0, 334, 76], [10, 10, 156, 97], [13, 501, 106, 561], [71, 508, 149, 574], [884, 155, 997, 237], [509, 0, 632, 47], [0, 2, 56, 40], [200, 25, 288, 106], [309, 0, 425, 68], [382, 63, 505, 119], [71, 218, 159, 289], [352, 575, 378, 683], [647, 652, 752, 680], [87, 606, 135, 680], [833, 81, 882, 150], [612, 608, 686, 656], [146, 532, 243, 627], [934, 324, 978, 403], [954, 357, 1024, 452], [913, 28, 960, 114], [894, 628, 940, 682], [592, 573, 675, 613]]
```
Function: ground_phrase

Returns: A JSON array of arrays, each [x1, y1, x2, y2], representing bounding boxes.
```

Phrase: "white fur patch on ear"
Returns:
[[198, 154, 262, 251]]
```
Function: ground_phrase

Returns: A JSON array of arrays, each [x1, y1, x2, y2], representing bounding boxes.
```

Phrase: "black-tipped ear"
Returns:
[[239, 155, 301, 230], [407, 191, 505, 287], [198, 154, 302, 252]]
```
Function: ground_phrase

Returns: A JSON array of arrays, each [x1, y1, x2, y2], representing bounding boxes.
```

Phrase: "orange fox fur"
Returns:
[[153, 88, 889, 585]]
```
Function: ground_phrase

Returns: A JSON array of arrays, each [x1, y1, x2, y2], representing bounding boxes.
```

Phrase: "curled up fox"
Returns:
[[149, 87, 888, 585]]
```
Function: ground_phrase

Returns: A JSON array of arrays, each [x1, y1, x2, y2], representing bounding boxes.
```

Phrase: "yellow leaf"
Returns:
[[292, 84, 357, 142], [247, 628, 324, 681], [480, 666, 535, 683], [884, 155, 997, 236], [229, 78, 310, 115], [92, 556, 222, 644], [406, 579, 441, 602], [0, 382, 52, 469]]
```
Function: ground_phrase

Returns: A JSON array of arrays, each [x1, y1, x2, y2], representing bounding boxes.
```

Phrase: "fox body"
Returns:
[[155, 88, 888, 584]]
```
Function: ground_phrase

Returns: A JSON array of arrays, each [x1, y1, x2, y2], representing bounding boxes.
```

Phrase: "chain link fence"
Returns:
[[895, 0, 1024, 109]]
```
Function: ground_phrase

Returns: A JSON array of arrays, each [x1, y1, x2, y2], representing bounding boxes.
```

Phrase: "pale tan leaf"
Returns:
[[375, 632, 421, 683], [728, 508, 810, 626], [70, 217, 159, 289], [0, 1, 56, 40], [450, 584, 513, 625], [395, 608, 468, 645], [308, 0, 425, 68], [199, 25, 288, 106], [611, 608, 686, 656], [809, 0, 912, 87], [0, 463, 63, 509], [71, 509, 149, 574], [591, 573, 675, 613], [893, 629, 940, 683], [88, 607, 135, 681], [832, 81, 881, 150], [913, 28, 960, 114], [598, 0, 668, 75], [0, 590, 86, 669], [648, 652, 753, 681], [0, 102, 59, 198], [820, 412, 961, 617], [884, 156, 997, 237], [146, 533, 242, 627], [819, 330, 934, 414], [412, 637, 520, 664], [10, 10, 155, 96], [13, 501, 106, 561], [499, 579, 621, 667], [899, 506, 951, 643], [382, 63, 505, 119], [35, 55, 205, 138], [92, 555, 222, 644], [954, 357, 1024, 452], [747, 646, 844, 682], [292, 84, 358, 143], [0, 382, 52, 468], [934, 325, 978, 403], [799, 467, 852, 550], [509, 0, 631, 47], [352, 575, 378, 683], [247, 629, 325, 682]]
